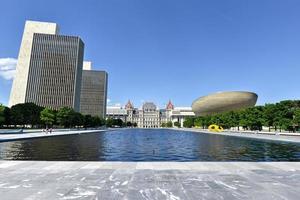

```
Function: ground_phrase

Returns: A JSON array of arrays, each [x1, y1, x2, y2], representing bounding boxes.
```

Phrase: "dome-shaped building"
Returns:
[[192, 91, 258, 116]]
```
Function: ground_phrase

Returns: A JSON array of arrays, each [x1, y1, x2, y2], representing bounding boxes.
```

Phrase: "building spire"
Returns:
[[166, 100, 174, 110], [125, 100, 134, 109]]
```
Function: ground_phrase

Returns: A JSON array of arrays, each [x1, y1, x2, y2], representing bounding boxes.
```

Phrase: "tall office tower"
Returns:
[[80, 62, 108, 118], [9, 20, 84, 111], [9, 21, 59, 107]]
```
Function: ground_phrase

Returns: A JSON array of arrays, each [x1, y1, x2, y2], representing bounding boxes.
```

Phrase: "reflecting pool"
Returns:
[[0, 129, 300, 161]]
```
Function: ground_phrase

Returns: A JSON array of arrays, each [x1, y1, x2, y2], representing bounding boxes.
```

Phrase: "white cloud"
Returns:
[[106, 98, 121, 107], [0, 58, 17, 80]]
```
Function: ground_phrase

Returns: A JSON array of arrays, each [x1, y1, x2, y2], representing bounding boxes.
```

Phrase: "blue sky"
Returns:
[[0, 0, 300, 108]]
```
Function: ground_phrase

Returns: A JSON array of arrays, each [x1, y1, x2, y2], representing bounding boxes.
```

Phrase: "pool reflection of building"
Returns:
[[106, 100, 195, 128]]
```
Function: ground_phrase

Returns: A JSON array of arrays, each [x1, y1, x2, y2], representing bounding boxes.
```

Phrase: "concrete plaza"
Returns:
[[0, 161, 299, 199]]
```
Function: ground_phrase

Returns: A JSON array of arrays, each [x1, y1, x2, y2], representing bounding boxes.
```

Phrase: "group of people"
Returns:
[[43, 128, 53, 134]]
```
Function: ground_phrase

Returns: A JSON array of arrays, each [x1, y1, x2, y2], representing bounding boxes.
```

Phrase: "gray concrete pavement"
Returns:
[[0, 161, 299, 199]]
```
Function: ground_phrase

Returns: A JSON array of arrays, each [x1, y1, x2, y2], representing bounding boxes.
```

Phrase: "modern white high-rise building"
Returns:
[[9, 21, 59, 107], [10, 20, 108, 115], [9, 20, 84, 111]]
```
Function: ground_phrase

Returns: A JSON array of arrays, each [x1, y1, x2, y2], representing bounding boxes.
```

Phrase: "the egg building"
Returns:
[[192, 91, 258, 116]]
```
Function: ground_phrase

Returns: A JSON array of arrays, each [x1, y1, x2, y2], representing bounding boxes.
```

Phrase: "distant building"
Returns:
[[126, 102, 161, 128], [106, 106, 127, 122], [167, 107, 195, 127], [107, 100, 195, 128], [80, 63, 108, 118], [162, 100, 195, 127], [9, 20, 84, 111]]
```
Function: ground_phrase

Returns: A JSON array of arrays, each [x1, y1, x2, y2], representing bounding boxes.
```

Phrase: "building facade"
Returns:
[[107, 100, 195, 128], [106, 106, 128, 122], [9, 20, 60, 107], [126, 102, 161, 128], [80, 68, 108, 118], [25, 33, 84, 111], [9, 21, 84, 111], [9, 20, 109, 115]]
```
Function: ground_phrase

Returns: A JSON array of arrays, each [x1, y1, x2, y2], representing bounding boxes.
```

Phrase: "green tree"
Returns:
[[84, 115, 93, 128], [40, 108, 55, 127], [10, 103, 43, 127], [23, 103, 44, 126], [274, 101, 294, 132], [183, 117, 194, 128], [106, 118, 114, 127], [10, 104, 25, 127], [166, 121, 173, 127], [92, 116, 105, 127], [293, 108, 300, 132], [113, 118, 123, 127], [245, 106, 264, 130], [263, 104, 277, 131], [174, 121, 180, 128], [57, 107, 74, 127], [275, 118, 293, 132], [161, 122, 166, 127], [126, 121, 132, 127], [0, 104, 5, 127], [70, 112, 84, 127], [194, 117, 207, 129], [238, 110, 248, 130], [3, 106, 11, 127]]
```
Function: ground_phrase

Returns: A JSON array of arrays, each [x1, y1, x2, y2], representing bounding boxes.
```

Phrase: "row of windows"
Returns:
[[25, 34, 83, 109]]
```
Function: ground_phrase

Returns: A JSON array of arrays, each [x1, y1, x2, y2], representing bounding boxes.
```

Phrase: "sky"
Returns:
[[0, 0, 300, 108]]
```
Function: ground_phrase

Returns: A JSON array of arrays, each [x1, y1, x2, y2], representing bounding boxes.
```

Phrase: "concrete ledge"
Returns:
[[0, 129, 108, 142]]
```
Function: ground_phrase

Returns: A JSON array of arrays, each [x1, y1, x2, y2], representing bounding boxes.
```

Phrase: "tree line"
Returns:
[[183, 100, 300, 132], [0, 102, 127, 128], [161, 121, 181, 128]]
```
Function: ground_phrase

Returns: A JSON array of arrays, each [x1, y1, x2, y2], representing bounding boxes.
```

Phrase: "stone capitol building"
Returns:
[[107, 100, 195, 128]]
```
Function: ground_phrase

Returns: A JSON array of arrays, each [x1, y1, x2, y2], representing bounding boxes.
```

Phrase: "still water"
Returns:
[[0, 129, 300, 161]]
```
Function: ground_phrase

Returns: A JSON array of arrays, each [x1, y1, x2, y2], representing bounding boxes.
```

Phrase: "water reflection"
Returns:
[[0, 129, 300, 161]]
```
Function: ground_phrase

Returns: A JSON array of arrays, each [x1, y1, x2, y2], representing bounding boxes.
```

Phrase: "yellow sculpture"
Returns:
[[208, 124, 223, 132]]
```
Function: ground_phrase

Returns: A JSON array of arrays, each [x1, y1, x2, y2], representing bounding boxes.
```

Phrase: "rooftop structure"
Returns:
[[83, 61, 92, 70]]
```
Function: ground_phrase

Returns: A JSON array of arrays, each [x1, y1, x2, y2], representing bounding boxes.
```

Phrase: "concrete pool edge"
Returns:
[[175, 128, 300, 144], [0, 129, 111, 142], [1, 160, 300, 170]]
